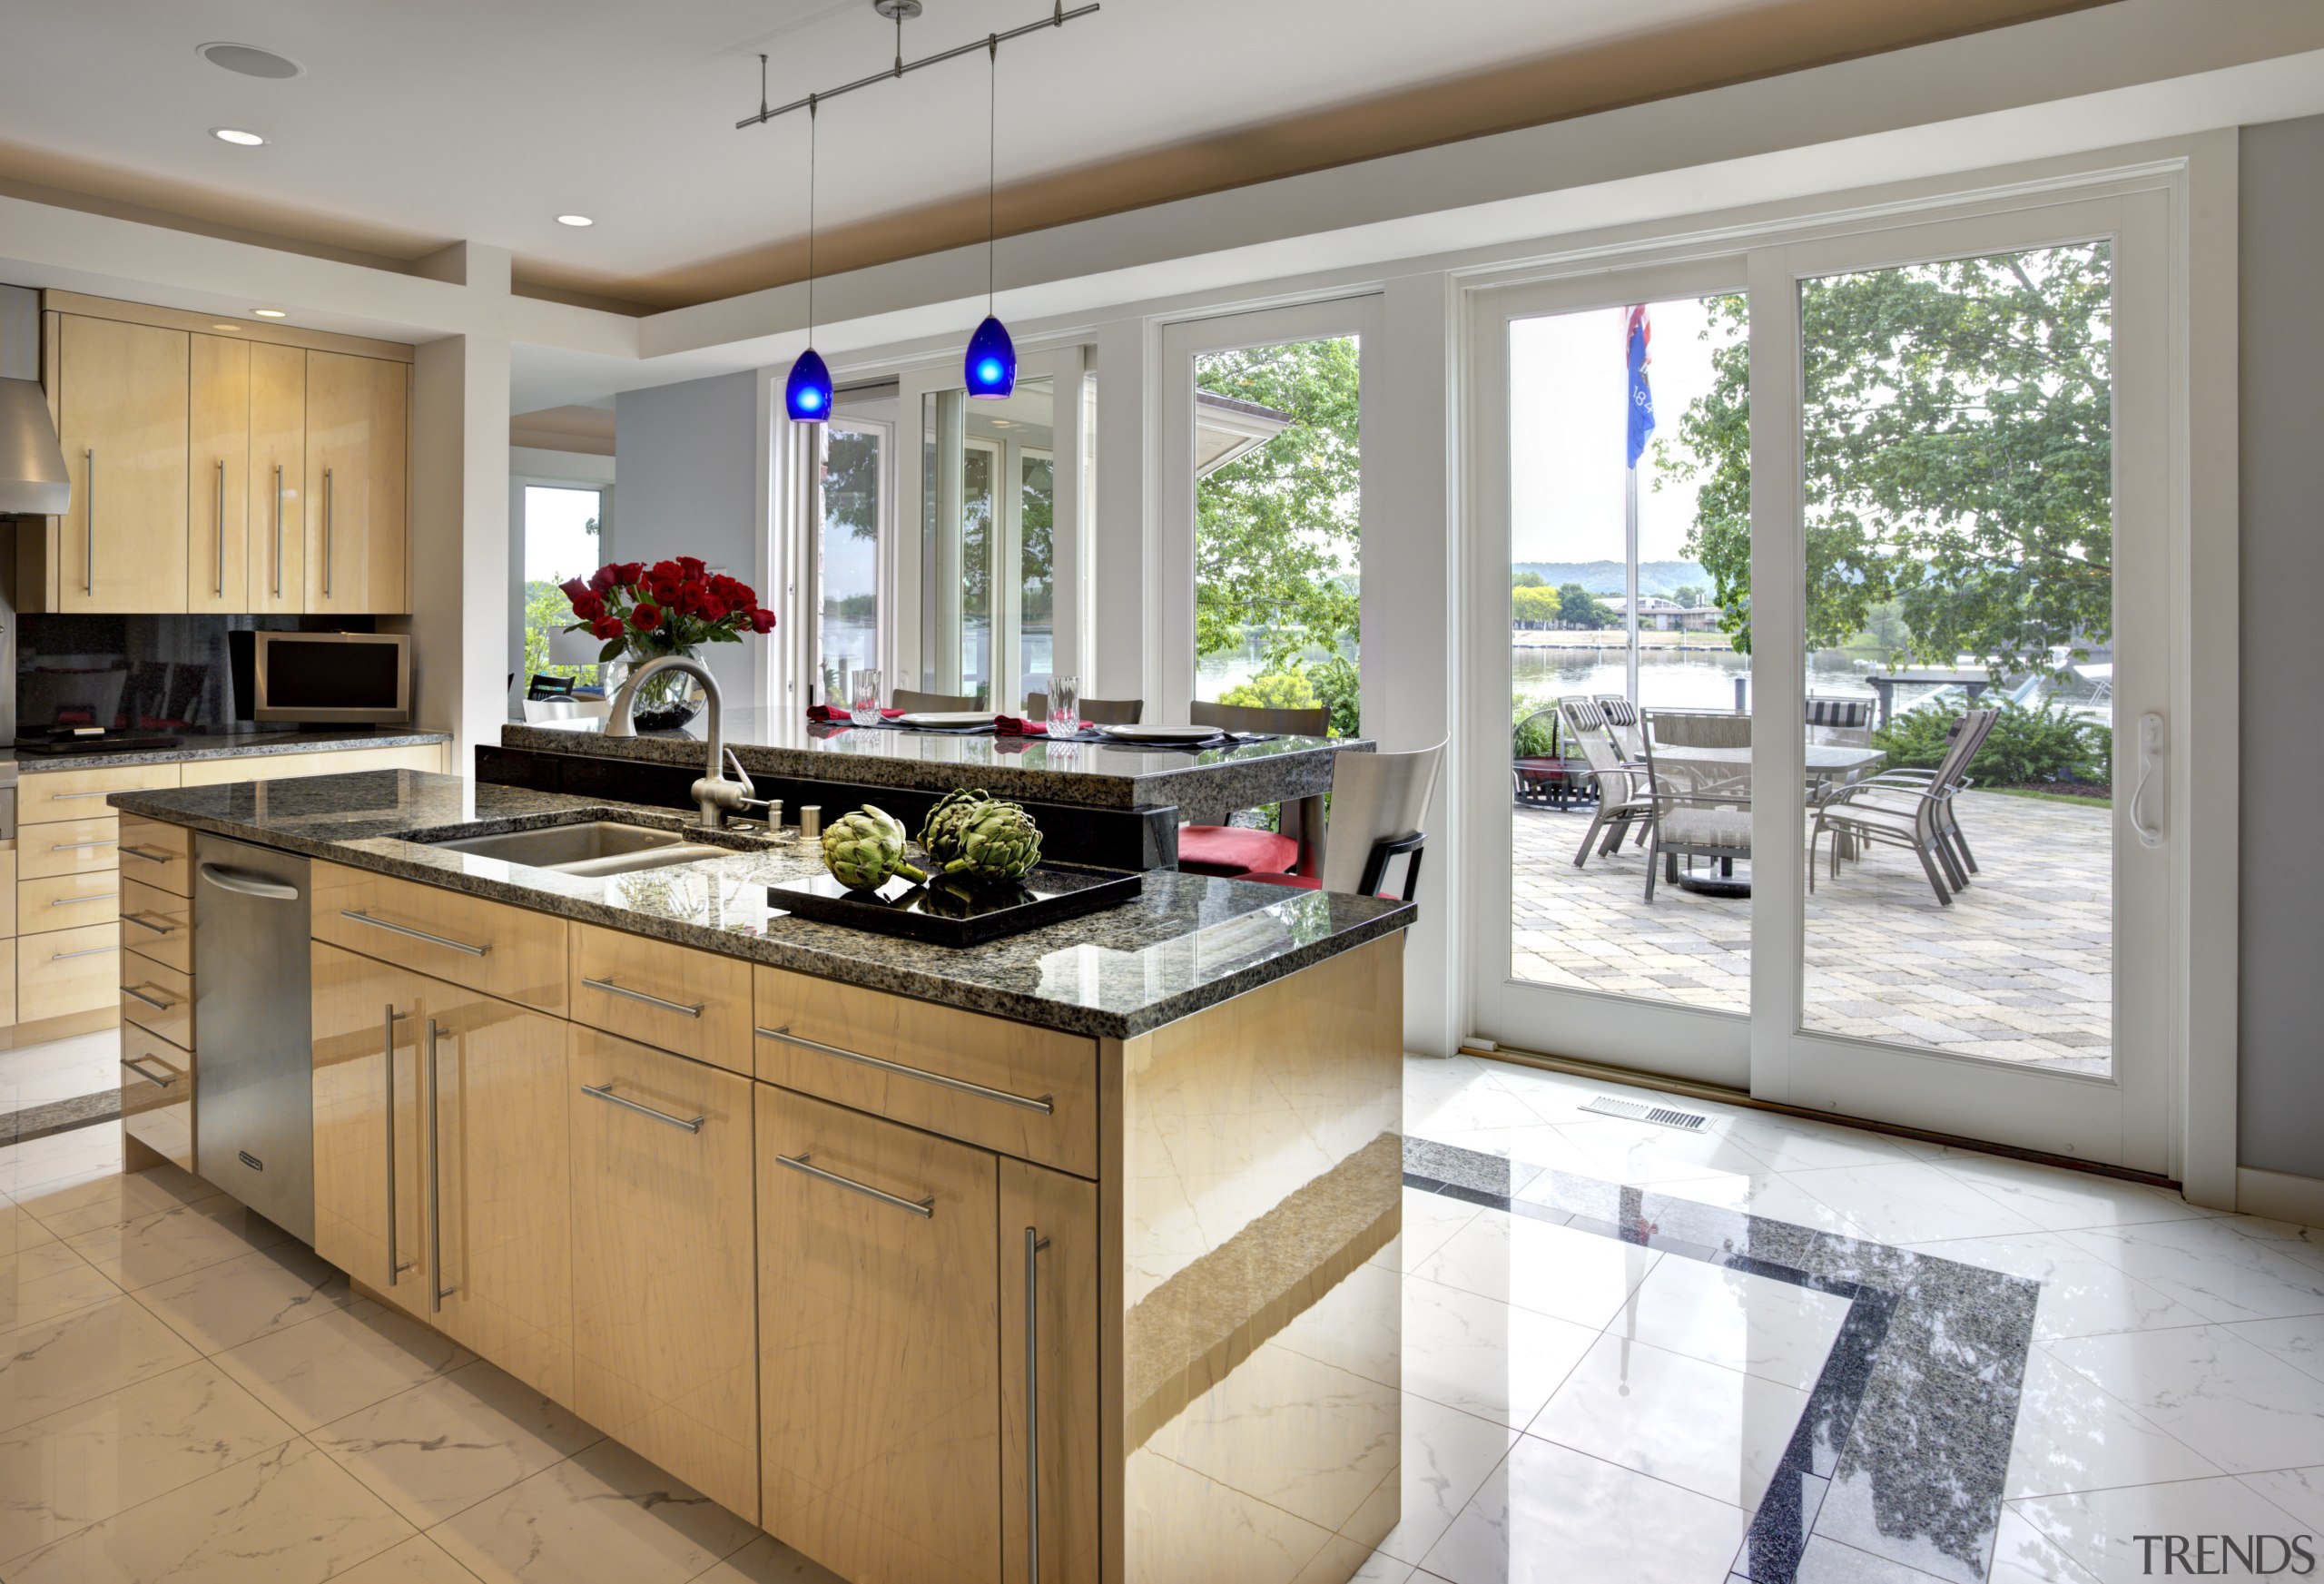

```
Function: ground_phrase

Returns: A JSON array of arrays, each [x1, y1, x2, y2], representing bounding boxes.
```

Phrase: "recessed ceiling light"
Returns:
[[212, 323, 241, 331], [212, 127, 267, 147], [556, 214, 594, 228], [198, 42, 303, 80], [252, 309, 288, 319]]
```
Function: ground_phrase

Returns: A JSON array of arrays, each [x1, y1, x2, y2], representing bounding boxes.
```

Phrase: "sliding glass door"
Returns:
[[1466, 184, 2177, 1172]]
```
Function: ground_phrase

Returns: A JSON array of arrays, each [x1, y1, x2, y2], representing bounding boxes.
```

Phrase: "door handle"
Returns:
[[272, 463, 284, 598], [214, 458, 226, 598], [582, 977, 703, 1018], [322, 467, 333, 599], [1024, 1225, 1051, 1584], [579, 1081, 704, 1134], [755, 1025, 1053, 1112], [120, 1056, 178, 1087], [425, 1015, 453, 1311], [120, 984, 176, 1011], [2130, 712, 2164, 849], [776, 1152, 935, 1218], [84, 447, 94, 595], [199, 863, 300, 900], [384, 1005, 412, 1288]]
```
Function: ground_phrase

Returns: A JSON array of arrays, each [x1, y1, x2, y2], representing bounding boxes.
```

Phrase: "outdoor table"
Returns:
[[1644, 743, 1889, 895]]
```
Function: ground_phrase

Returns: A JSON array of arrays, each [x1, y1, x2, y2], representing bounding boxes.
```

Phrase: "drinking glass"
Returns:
[[850, 669, 883, 726], [1046, 675, 1080, 736]]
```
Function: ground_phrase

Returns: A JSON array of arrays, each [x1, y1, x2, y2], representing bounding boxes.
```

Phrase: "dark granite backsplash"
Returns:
[[18, 613, 376, 733]]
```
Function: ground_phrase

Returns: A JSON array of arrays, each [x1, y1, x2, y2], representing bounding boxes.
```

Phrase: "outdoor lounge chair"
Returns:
[[1592, 694, 1646, 760], [1639, 728, 1752, 901], [1810, 707, 1997, 904], [1557, 700, 1651, 864]]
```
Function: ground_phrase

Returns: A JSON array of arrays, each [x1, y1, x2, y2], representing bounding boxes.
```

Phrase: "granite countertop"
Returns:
[[502, 710, 1365, 810], [15, 727, 449, 773], [110, 771, 1413, 1040]]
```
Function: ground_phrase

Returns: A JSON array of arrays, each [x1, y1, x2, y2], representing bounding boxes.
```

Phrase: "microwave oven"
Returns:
[[228, 631, 411, 725]]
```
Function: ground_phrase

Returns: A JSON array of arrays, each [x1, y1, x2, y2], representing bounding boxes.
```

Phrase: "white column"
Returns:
[[1090, 318, 1157, 705], [410, 330, 513, 775]]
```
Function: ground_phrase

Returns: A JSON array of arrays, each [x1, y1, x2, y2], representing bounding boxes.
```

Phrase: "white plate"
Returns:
[[894, 711, 994, 728], [1097, 724, 1222, 743]]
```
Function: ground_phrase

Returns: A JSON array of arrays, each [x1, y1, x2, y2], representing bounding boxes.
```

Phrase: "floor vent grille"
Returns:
[[1581, 1097, 1709, 1132]]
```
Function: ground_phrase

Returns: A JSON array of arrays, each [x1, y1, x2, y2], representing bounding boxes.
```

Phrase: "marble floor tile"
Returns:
[[1148, 1341, 1400, 1533], [1905, 1231, 2205, 1341], [2044, 1325, 2324, 1475], [2239, 1466, 2324, 1534], [1397, 1274, 1596, 1429], [331, 1533, 489, 1583], [1551, 1117, 1776, 1187], [1782, 1160, 2046, 1245], [2015, 1474, 2320, 1584], [2059, 1218, 2324, 1323], [1711, 1113, 1926, 1174], [1124, 1446, 1343, 1584], [2002, 1345, 2221, 1499], [1418, 1433, 1748, 1584], [0, 1192, 62, 1254], [1383, 1188, 1483, 1275], [0, 1358, 294, 1565], [1793, 1533, 1955, 1583], [2224, 1314, 2324, 1384], [1413, 1211, 1660, 1331], [686, 1530, 848, 1582], [128, 1240, 353, 1354], [1639, 1169, 1865, 1239], [1615, 1253, 1853, 1392], [63, 1193, 290, 1292], [1984, 1508, 2101, 1584], [5, 1435, 414, 1584], [311, 1358, 604, 1529], [1529, 1332, 1808, 1510], [14, 1161, 221, 1241], [429, 1438, 768, 1584], [1416, 1122, 1605, 1181], [0, 1237, 121, 1333], [1926, 1153, 2207, 1235], [1355, 1392, 1518, 1567], [0, 1293, 199, 1432], [214, 1299, 475, 1433], [0, 1126, 123, 1197]]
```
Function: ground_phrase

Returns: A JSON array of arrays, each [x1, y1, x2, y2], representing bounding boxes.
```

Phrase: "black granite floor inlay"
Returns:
[[0, 1088, 121, 1146], [1404, 1136, 2039, 1584]]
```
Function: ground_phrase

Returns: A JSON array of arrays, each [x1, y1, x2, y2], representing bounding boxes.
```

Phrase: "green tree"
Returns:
[[1512, 585, 1561, 628], [1660, 243, 2112, 675], [1670, 583, 1706, 609], [1195, 338, 1361, 674], [1555, 582, 1615, 630], [1512, 570, 1547, 588]]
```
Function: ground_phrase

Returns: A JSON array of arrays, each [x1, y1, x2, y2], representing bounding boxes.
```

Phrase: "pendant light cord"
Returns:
[[806, 93, 818, 336], [987, 34, 999, 313]]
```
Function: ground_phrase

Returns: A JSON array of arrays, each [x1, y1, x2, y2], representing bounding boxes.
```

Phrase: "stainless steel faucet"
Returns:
[[602, 654, 759, 829]]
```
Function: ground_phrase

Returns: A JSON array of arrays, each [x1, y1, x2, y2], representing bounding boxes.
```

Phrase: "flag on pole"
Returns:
[[1625, 304, 1655, 468]]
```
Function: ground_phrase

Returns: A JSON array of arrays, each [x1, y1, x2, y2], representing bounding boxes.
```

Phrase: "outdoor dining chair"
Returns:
[[1809, 707, 1998, 904], [1557, 700, 1652, 865], [1592, 694, 1646, 760], [1639, 728, 1752, 901]]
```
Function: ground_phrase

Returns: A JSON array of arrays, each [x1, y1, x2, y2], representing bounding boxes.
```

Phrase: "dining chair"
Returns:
[[1557, 701, 1651, 865], [1639, 731, 1752, 902], [1025, 693, 1144, 724], [1238, 741, 1445, 900], [891, 688, 980, 712], [1176, 699, 1334, 876], [1591, 695, 1646, 760], [1813, 706, 1998, 899]]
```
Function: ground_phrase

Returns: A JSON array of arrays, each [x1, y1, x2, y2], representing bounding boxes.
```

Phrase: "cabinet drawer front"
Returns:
[[120, 949, 193, 1047], [20, 762, 180, 823], [758, 1086, 1001, 1584], [753, 967, 1098, 1178], [118, 815, 193, 895], [310, 743, 443, 776], [0, 847, 17, 937], [571, 924, 751, 1075], [311, 862, 567, 1013], [21, 815, 120, 880], [121, 1022, 194, 1172], [17, 922, 120, 1021], [569, 1029, 758, 1520], [19, 871, 122, 936], [177, 753, 320, 788], [117, 876, 192, 972]]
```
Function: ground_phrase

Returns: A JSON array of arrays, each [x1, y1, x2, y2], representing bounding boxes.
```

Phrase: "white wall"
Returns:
[[408, 333, 513, 772], [612, 371, 764, 711]]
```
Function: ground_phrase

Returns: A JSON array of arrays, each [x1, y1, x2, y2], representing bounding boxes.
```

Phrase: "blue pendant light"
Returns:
[[786, 91, 833, 423], [964, 35, 1016, 399]]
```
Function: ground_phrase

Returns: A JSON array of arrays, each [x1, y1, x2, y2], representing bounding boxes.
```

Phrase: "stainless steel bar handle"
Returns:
[[776, 1152, 935, 1218], [756, 1026, 1054, 1114], [579, 1081, 704, 1134], [51, 945, 116, 960], [122, 911, 176, 935], [120, 1056, 178, 1087], [47, 789, 112, 802], [84, 448, 94, 595], [120, 844, 176, 862], [322, 467, 333, 598], [1025, 1226, 1049, 1584], [272, 464, 283, 596], [384, 1006, 412, 1286], [214, 458, 225, 597], [426, 1016, 452, 1311], [120, 984, 174, 1011], [340, 910, 488, 956], [49, 892, 118, 907], [50, 840, 117, 851], [583, 977, 703, 1018], [201, 863, 299, 900]]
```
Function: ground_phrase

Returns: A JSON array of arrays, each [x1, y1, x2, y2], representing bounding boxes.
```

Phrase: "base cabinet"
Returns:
[[569, 1028, 759, 1520]]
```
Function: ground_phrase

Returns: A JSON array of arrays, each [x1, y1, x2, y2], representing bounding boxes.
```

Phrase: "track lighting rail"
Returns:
[[737, 1, 1099, 130]]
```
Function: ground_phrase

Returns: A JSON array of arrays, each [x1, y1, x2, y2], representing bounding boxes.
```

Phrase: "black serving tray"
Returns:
[[768, 863, 1144, 947]]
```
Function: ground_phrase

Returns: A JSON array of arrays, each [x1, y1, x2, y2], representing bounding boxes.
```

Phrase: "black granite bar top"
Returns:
[[501, 711, 1364, 815], [14, 727, 449, 773], [110, 771, 1412, 1040]]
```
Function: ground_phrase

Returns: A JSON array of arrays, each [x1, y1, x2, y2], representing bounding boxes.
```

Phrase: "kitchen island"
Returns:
[[110, 770, 1408, 1584]]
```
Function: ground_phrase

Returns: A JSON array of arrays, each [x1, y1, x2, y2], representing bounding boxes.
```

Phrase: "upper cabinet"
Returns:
[[31, 294, 412, 615], [55, 315, 190, 613]]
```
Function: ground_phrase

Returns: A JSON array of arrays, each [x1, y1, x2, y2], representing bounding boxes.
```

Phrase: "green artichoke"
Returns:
[[933, 798, 1043, 883], [820, 806, 928, 891], [918, 788, 996, 861]]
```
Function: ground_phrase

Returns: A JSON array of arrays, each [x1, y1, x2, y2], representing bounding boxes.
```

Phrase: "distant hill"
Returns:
[[1514, 560, 1708, 597]]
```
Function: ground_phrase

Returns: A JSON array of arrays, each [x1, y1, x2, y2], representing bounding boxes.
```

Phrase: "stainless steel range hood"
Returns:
[[0, 286, 69, 517]]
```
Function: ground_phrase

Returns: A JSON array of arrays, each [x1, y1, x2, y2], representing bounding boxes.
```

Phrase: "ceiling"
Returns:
[[0, 0, 2105, 313]]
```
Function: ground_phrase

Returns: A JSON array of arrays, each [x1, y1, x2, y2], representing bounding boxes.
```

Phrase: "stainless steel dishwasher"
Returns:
[[192, 834, 315, 1244]]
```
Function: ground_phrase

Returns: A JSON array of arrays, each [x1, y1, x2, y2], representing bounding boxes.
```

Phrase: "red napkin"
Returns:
[[808, 704, 903, 723], [994, 714, 1089, 736]]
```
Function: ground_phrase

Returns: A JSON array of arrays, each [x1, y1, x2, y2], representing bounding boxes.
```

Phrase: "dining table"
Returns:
[[1643, 741, 1890, 895]]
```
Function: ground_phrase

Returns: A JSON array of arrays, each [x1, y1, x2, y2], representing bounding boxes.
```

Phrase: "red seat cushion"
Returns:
[[1176, 825, 1299, 877]]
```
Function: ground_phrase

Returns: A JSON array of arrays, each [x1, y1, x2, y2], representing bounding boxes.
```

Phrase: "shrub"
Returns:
[[1219, 662, 1360, 737], [1219, 671, 1320, 712], [1512, 694, 1561, 759], [1870, 696, 2110, 785]]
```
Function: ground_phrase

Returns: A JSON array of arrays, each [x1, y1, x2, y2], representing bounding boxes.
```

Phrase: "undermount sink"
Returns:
[[428, 821, 729, 877]]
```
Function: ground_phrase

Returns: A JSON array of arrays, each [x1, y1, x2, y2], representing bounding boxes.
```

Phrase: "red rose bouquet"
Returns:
[[559, 558, 776, 719]]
